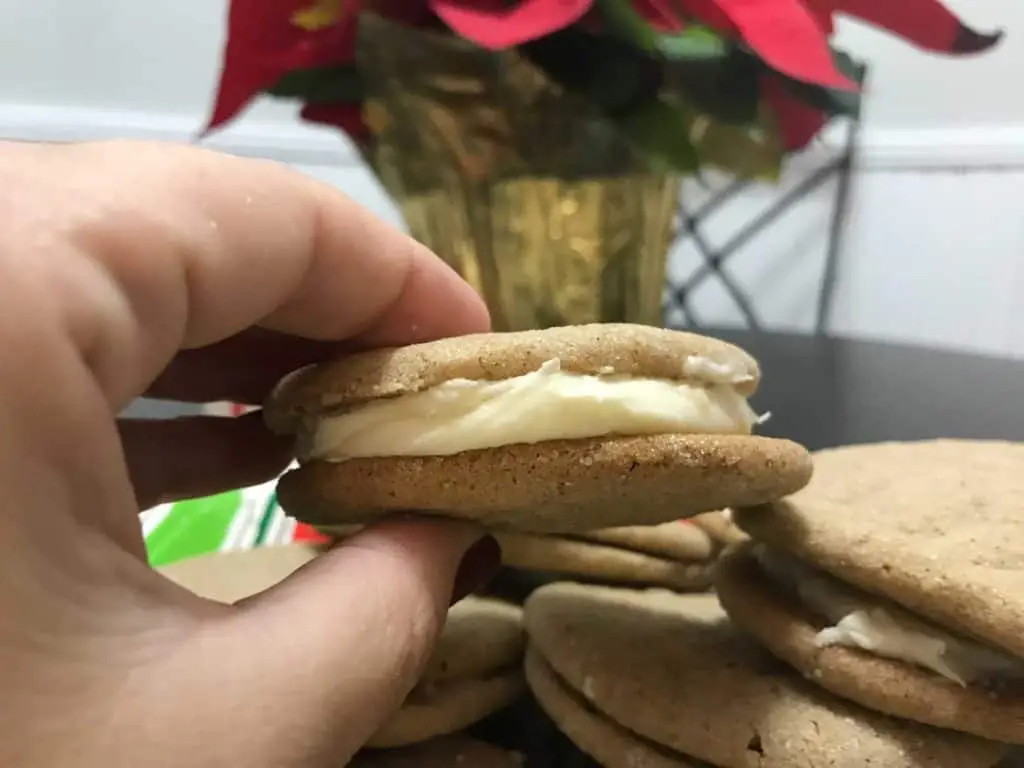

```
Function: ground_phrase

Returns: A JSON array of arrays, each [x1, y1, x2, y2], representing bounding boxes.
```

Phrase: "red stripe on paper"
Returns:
[[293, 523, 330, 543]]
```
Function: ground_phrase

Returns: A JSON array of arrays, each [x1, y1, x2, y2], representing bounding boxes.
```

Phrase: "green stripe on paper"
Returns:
[[254, 491, 278, 547], [145, 490, 243, 568]]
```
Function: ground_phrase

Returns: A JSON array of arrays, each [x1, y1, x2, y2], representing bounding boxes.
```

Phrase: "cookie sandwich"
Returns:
[[524, 583, 1007, 768], [160, 546, 526, 749], [265, 324, 813, 534], [715, 439, 1024, 744], [367, 596, 526, 748], [492, 520, 717, 596], [691, 509, 748, 547]]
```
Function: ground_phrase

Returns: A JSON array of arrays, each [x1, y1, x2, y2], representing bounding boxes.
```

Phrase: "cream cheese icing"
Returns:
[[752, 544, 1023, 685], [303, 356, 765, 461]]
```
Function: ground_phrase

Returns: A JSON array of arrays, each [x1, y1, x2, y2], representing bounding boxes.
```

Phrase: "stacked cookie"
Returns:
[[522, 584, 1006, 768], [514, 439, 1024, 767], [497, 510, 748, 592], [691, 508, 747, 547], [367, 596, 525, 749], [159, 545, 528, 760], [715, 440, 1024, 747], [484, 520, 719, 601]]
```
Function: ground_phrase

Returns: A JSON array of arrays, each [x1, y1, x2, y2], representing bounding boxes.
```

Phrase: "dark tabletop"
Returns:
[[708, 329, 1024, 449]]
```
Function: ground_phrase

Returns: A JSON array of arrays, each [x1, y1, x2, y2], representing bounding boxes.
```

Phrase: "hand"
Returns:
[[0, 140, 496, 767]]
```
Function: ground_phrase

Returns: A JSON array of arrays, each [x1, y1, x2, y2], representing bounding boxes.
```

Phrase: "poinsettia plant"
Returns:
[[206, 0, 1000, 176]]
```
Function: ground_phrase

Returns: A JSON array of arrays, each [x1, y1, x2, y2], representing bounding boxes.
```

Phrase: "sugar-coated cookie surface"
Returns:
[[716, 543, 1024, 743], [420, 597, 524, 685], [733, 439, 1024, 658], [368, 671, 525, 748], [278, 433, 812, 534], [524, 583, 1006, 768], [691, 509, 748, 547], [525, 645, 699, 768], [497, 531, 712, 591], [370, 596, 526, 748], [264, 324, 761, 431], [579, 520, 715, 562]]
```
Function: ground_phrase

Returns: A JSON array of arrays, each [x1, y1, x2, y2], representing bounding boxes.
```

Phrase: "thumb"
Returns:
[[174, 520, 499, 766]]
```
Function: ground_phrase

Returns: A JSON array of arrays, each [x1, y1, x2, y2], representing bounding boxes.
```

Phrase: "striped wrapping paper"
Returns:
[[142, 488, 706, 568], [140, 402, 328, 568], [141, 471, 327, 568]]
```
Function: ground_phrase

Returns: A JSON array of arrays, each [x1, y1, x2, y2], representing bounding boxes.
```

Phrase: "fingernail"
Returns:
[[450, 535, 502, 605]]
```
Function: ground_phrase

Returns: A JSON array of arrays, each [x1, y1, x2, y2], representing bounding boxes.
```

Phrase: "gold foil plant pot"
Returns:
[[204, 0, 1002, 177]]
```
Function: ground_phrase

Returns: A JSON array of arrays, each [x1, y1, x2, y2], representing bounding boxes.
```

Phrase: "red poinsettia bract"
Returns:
[[816, 0, 1001, 52], [205, 0, 999, 154], [205, 0, 436, 134], [207, 0, 353, 131]]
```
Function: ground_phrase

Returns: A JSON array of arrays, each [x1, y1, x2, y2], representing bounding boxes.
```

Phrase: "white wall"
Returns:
[[1, 0, 1023, 357]]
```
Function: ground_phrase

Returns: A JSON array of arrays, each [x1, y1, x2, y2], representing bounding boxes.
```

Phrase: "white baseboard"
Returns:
[[0, 103, 351, 167], [1, 101, 1023, 172]]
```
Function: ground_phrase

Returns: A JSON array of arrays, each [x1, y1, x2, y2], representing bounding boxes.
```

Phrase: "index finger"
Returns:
[[3, 140, 489, 405]]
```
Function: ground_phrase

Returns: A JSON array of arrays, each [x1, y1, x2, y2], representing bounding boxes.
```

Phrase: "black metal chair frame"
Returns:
[[665, 112, 863, 336]]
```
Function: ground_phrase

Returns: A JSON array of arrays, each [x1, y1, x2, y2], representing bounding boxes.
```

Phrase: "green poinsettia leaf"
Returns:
[[777, 48, 867, 118], [657, 26, 729, 61], [612, 91, 782, 179], [593, 0, 661, 51], [523, 23, 771, 176], [675, 97, 784, 180], [596, 0, 728, 63], [834, 49, 868, 82], [663, 48, 762, 126], [702, 125, 784, 180], [613, 97, 700, 173], [265, 64, 364, 104], [522, 27, 661, 115], [525, 31, 694, 173]]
